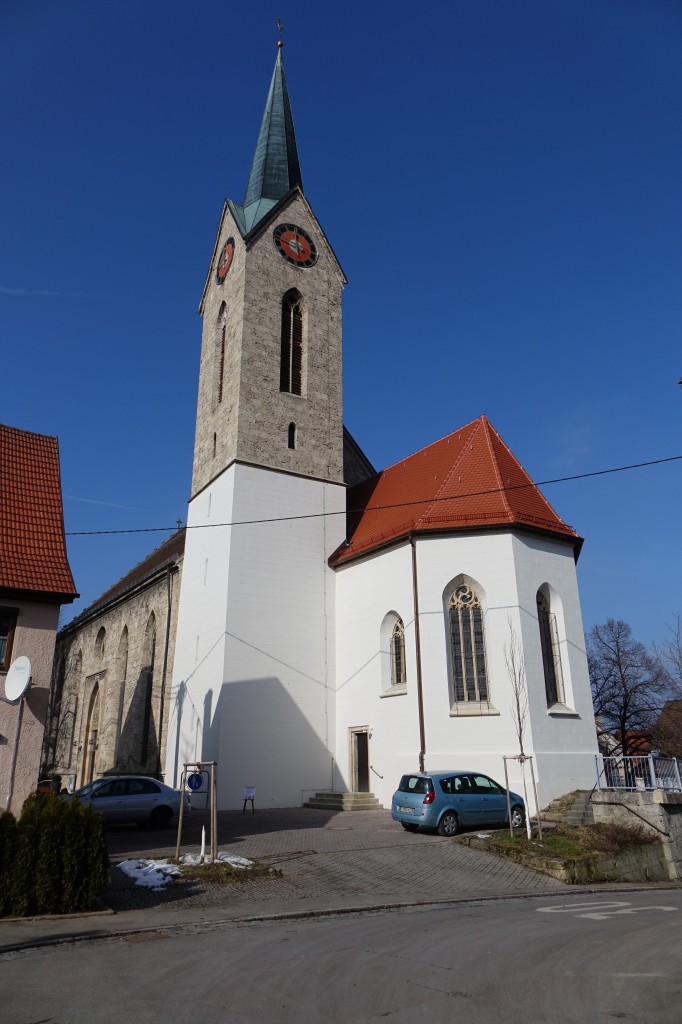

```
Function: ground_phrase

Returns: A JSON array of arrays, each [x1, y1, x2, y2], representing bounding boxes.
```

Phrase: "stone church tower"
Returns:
[[167, 45, 350, 806]]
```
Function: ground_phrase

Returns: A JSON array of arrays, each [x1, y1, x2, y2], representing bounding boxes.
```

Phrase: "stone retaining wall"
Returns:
[[591, 791, 682, 880]]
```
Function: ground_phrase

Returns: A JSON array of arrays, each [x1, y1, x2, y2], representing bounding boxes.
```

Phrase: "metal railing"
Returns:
[[595, 754, 682, 792]]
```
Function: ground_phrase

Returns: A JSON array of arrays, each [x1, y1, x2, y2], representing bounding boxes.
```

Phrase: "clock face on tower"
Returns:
[[216, 237, 235, 284], [273, 223, 318, 268]]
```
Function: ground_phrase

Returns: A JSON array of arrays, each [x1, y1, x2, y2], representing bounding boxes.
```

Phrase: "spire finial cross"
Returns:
[[277, 17, 283, 48]]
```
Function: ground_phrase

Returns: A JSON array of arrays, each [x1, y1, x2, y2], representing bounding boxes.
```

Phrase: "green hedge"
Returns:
[[0, 794, 109, 917]]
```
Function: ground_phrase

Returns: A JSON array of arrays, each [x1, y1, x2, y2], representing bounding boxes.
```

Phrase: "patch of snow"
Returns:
[[117, 859, 181, 891], [116, 851, 255, 890]]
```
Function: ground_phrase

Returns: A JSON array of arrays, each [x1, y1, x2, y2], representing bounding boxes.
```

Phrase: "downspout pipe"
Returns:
[[410, 535, 426, 772]]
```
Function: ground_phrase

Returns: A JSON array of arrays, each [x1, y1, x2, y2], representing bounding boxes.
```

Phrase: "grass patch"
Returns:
[[176, 860, 281, 884], [477, 822, 659, 863]]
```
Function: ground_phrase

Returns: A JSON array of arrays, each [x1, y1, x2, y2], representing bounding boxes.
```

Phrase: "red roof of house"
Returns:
[[0, 424, 77, 601], [331, 416, 579, 566]]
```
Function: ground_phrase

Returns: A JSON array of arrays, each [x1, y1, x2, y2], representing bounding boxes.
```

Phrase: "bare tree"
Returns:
[[503, 618, 540, 838], [588, 619, 668, 756], [653, 613, 682, 696], [651, 614, 682, 756], [504, 618, 528, 757]]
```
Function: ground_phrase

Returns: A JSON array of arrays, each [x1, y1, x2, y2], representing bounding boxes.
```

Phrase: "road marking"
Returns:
[[537, 901, 678, 920], [578, 906, 677, 920]]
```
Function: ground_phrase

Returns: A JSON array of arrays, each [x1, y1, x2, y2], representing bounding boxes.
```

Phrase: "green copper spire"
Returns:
[[240, 45, 303, 233]]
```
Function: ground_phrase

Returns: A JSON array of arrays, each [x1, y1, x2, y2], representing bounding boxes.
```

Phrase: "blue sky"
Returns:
[[2, 1, 680, 646]]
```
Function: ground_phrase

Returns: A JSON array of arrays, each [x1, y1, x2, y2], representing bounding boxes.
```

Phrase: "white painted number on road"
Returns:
[[537, 901, 678, 920]]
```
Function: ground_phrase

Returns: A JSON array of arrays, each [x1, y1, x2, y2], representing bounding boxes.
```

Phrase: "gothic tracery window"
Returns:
[[448, 583, 488, 703], [390, 618, 406, 689]]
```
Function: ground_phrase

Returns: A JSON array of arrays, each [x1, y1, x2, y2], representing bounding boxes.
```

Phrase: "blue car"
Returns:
[[392, 770, 525, 836]]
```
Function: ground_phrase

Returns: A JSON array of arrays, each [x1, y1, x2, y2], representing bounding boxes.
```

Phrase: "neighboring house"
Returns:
[[42, 529, 184, 789], [0, 424, 77, 814], [45, 44, 599, 810]]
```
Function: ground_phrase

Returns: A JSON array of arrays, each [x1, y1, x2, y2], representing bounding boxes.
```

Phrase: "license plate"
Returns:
[[399, 806, 414, 814]]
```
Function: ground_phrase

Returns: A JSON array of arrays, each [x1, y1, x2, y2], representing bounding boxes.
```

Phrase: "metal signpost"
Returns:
[[176, 760, 218, 861]]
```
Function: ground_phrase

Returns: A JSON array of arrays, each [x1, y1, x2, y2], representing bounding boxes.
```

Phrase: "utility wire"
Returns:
[[65, 454, 682, 537]]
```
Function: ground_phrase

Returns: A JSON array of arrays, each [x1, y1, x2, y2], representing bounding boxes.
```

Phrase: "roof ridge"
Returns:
[[413, 419, 480, 529], [480, 417, 513, 519], [380, 415, 485, 478]]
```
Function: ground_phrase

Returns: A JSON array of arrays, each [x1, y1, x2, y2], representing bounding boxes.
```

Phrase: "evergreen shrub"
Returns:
[[0, 794, 109, 917]]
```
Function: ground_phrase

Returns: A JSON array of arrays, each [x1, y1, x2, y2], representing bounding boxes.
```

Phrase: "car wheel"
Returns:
[[510, 805, 525, 829], [401, 822, 419, 832], [437, 811, 459, 837], [149, 806, 173, 829]]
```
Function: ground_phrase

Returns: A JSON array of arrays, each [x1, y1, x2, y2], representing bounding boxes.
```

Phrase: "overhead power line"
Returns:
[[64, 454, 682, 537]]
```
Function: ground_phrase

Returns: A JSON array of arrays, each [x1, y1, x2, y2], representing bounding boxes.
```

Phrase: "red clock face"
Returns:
[[273, 223, 318, 268], [216, 237, 235, 283]]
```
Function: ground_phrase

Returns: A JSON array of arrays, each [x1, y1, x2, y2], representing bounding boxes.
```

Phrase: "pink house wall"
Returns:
[[0, 600, 60, 816]]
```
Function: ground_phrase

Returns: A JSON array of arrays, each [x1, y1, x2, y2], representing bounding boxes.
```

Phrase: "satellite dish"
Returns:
[[4, 656, 32, 703]]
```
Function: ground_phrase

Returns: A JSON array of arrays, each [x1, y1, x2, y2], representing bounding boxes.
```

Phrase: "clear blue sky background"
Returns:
[[1, 1, 680, 646]]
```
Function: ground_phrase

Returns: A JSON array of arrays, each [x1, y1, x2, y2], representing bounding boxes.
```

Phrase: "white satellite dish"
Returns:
[[4, 656, 32, 703]]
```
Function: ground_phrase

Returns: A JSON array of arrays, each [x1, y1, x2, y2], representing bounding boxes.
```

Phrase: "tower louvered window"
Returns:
[[217, 321, 226, 403], [448, 584, 488, 702], [280, 291, 303, 395], [537, 592, 564, 705]]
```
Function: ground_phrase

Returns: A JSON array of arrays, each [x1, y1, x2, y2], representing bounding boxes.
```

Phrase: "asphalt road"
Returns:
[[2, 891, 680, 1023]]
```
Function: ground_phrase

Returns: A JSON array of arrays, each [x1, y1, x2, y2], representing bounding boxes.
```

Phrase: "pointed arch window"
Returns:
[[448, 583, 488, 703], [141, 614, 156, 765], [218, 321, 225, 401], [280, 290, 303, 395], [537, 591, 564, 706], [390, 618, 406, 689]]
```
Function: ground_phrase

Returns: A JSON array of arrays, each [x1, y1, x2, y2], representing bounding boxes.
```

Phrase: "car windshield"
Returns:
[[398, 775, 433, 794], [75, 779, 107, 797]]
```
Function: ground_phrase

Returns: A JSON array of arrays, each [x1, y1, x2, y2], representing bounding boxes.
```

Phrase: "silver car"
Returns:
[[73, 775, 189, 829]]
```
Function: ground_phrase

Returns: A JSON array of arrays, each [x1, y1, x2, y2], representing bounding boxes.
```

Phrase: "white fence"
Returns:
[[595, 754, 682, 792]]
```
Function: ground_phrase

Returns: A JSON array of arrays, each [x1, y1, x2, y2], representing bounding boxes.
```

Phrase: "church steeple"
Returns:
[[238, 46, 303, 234], [193, 40, 345, 498]]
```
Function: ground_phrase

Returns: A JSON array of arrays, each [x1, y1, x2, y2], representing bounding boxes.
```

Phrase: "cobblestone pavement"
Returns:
[[103, 808, 566, 913]]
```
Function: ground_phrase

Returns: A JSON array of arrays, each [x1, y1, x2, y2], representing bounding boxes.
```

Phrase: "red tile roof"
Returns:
[[62, 529, 185, 632], [0, 424, 77, 600], [331, 416, 579, 566]]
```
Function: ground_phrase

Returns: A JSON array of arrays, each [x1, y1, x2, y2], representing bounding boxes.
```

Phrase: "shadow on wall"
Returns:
[[114, 667, 158, 775], [172, 675, 350, 808]]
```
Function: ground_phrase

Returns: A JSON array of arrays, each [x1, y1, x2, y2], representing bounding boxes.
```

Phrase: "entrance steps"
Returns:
[[303, 791, 383, 811], [543, 790, 594, 826]]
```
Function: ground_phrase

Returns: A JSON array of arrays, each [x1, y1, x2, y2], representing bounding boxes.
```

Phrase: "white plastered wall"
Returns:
[[334, 530, 598, 810], [167, 463, 346, 808]]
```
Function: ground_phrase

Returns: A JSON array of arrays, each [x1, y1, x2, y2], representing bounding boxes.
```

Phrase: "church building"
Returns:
[[48, 44, 598, 811]]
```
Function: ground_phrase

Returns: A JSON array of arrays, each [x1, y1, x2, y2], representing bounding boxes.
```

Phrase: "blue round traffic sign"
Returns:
[[187, 772, 203, 791]]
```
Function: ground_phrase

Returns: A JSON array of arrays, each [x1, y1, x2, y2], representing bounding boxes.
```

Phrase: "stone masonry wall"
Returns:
[[192, 194, 345, 497], [48, 562, 182, 789], [592, 790, 682, 880]]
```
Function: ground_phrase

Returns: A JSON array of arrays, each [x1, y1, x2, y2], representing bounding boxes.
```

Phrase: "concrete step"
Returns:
[[304, 791, 383, 811], [543, 790, 594, 825]]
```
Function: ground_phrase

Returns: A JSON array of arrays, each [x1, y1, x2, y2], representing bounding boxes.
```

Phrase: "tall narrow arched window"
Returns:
[[217, 317, 226, 403], [280, 290, 303, 395], [448, 583, 488, 703], [537, 591, 564, 706], [141, 613, 156, 765], [113, 627, 129, 769], [390, 618, 406, 689], [288, 422, 297, 449]]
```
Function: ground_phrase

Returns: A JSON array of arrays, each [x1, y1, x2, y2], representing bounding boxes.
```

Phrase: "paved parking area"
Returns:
[[103, 807, 565, 914]]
